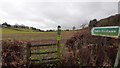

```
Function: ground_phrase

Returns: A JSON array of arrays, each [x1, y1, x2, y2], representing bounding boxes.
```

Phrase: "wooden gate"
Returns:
[[26, 26, 61, 65]]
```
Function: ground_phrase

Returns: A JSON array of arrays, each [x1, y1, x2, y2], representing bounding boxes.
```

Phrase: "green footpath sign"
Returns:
[[91, 26, 120, 68], [91, 26, 120, 38]]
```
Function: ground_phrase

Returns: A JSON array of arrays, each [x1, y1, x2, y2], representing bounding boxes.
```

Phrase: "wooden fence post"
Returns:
[[57, 25, 61, 59], [26, 43, 31, 64]]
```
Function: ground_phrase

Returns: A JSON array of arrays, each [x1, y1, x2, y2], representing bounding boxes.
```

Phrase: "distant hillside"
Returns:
[[2, 28, 39, 34], [96, 14, 120, 26], [67, 14, 120, 51], [89, 14, 120, 27]]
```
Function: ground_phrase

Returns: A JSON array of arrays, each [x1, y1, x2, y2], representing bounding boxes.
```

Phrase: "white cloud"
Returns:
[[0, 0, 118, 30]]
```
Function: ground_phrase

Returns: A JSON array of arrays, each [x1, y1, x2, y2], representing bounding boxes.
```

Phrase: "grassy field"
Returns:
[[1, 28, 76, 42]]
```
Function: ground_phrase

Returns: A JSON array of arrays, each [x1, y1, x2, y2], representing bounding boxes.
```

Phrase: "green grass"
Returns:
[[2, 28, 55, 40], [2, 28, 76, 41], [2, 27, 44, 34]]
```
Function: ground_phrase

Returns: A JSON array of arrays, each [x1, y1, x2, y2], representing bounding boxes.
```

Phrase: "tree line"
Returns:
[[0, 18, 100, 32], [0, 22, 45, 32]]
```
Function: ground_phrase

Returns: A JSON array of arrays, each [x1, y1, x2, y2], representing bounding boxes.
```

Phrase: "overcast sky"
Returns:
[[0, 0, 119, 30]]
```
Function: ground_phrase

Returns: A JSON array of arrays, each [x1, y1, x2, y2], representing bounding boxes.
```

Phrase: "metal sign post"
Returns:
[[91, 26, 120, 68], [114, 43, 120, 68]]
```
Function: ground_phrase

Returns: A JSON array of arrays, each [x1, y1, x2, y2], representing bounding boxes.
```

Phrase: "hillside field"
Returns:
[[1, 28, 76, 42]]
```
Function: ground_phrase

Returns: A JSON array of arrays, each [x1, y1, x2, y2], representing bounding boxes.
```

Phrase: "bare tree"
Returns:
[[72, 26, 76, 30], [89, 19, 97, 27], [14, 24, 19, 28], [80, 24, 86, 29]]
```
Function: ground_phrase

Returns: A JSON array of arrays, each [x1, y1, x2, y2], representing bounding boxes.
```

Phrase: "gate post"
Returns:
[[26, 42, 31, 64], [57, 25, 61, 59]]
